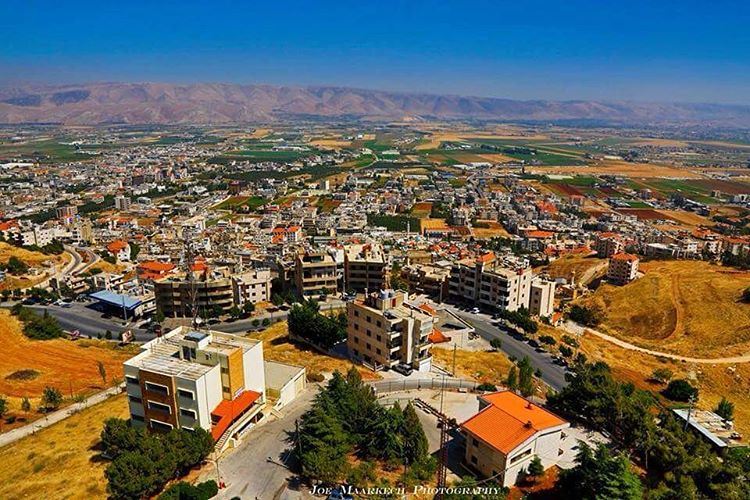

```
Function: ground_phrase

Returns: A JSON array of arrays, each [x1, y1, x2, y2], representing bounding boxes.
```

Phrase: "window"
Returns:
[[125, 376, 139, 385], [376, 320, 382, 328], [366, 316, 371, 323], [366, 329, 371, 337], [354, 323, 359, 331], [128, 395, 142, 404], [354, 337, 359, 344], [376, 335, 382, 342], [147, 400, 171, 414], [472, 438, 479, 446], [376, 348, 381, 355], [354, 310, 359, 317], [177, 389, 194, 400], [510, 448, 532, 464], [471, 455, 478, 464], [180, 408, 197, 419], [131, 414, 145, 422], [145, 382, 169, 396], [150, 420, 173, 432]]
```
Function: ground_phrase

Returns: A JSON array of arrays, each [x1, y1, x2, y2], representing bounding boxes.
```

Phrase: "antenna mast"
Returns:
[[182, 227, 199, 329]]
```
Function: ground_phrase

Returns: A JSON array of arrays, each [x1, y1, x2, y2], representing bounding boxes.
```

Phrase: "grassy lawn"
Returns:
[[0, 393, 129, 500]]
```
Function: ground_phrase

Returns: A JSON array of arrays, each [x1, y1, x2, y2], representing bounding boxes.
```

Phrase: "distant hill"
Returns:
[[1, 82, 749, 127]]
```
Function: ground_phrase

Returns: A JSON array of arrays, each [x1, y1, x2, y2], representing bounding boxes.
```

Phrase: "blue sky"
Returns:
[[1, 0, 749, 103]]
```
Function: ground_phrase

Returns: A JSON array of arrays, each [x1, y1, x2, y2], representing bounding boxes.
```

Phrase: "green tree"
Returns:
[[41, 386, 63, 411], [298, 403, 351, 483], [650, 367, 673, 384], [506, 366, 518, 391], [527, 455, 544, 479], [402, 403, 429, 465], [229, 305, 241, 319], [0, 396, 7, 420], [663, 379, 699, 402], [154, 308, 165, 324], [105, 330, 113, 340], [21, 397, 31, 412], [714, 397, 734, 421], [742, 286, 750, 303], [6, 256, 29, 274], [518, 356, 534, 397], [242, 301, 255, 315], [558, 443, 642, 500], [101, 418, 144, 459]]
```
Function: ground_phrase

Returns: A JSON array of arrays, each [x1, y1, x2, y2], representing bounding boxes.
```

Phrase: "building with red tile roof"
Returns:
[[461, 391, 569, 486]]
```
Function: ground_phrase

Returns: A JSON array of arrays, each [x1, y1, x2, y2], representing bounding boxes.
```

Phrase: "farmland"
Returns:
[[579, 260, 750, 357]]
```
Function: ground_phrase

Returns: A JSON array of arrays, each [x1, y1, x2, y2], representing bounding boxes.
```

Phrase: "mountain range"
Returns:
[[1, 82, 749, 127]]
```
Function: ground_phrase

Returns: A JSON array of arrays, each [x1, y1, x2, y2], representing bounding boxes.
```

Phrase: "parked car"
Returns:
[[470, 307, 480, 314], [393, 363, 414, 376]]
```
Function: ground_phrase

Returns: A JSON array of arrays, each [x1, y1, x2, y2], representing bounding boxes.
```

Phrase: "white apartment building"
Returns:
[[124, 327, 266, 448], [448, 253, 534, 313], [232, 268, 273, 305], [607, 253, 639, 285]]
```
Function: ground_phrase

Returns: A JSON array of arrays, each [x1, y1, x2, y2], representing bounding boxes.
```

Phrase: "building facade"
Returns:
[[347, 289, 432, 372], [155, 272, 234, 318], [461, 391, 570, 487], [124, 327, 266, 446], [449, 253, 534, 312], [344, 243, 388, 292], [607, 253, 639, 285], [294, 251, 339, 297]]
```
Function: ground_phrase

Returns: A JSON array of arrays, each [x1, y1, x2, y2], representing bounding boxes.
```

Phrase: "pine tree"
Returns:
[[527, 455, 544, 479], [402, 403, 428, 464], [714, 397, 734, 421], [518, 356, 534, 397], [506, 366, 518, 391]]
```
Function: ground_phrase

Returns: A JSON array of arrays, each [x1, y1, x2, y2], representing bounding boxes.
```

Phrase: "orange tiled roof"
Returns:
[[525, 230, 554, 239], [461, 391, 567, 454], [107, 240, 128, 253], [428, 327, 450, 344], [476, 251, 495, 264], [611, 252, 638, 262], [138, 261, 175, 272]]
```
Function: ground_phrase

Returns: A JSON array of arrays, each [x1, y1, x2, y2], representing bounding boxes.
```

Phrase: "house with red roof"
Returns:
[[461, 391, 569, 487], [107, 239, 131, 262]]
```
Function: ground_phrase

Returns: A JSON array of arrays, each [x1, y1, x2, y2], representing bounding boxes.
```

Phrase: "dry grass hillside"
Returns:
[[580, 260, 750, 357], [247, 321, 379, 381], [0, 242, 63, 266], [0, 310, 134, 420], [0, 393, 128, 500], [540, 323, 750, 437], [541, 254, 606, 285]]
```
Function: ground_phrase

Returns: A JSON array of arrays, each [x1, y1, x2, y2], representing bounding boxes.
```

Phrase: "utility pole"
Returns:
[[452, 343, 457, 376], [436, 374, 448, 499]]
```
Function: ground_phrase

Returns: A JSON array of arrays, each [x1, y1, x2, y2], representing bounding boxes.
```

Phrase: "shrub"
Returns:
[[539, 335, 556, 345], [306, 371, 325, 383], [650, 368, 673, 384], [41, 386, 63, 411], [489, 338, 502, 349], [567, 304, 603, 327], [477, 382, 497, 392], [662, 379, 699, 402]]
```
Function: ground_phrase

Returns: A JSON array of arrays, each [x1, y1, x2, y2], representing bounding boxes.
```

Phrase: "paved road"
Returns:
[[448, 307, 569, 391], [203, 386, 319, 500], [0, 384, 124, 449], [24, 303, 147, 339]]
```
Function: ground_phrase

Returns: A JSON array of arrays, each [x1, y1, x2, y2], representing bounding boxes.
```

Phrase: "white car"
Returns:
[[471, 307, 480, 314]]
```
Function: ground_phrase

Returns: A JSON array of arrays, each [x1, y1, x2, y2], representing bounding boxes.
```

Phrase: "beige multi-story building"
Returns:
[[607, 253, 639, 285], [347, 289, 433, 372], [295, 251, 339, 297], [232, 268, 272, 306], [344, 243, 388, 292], [114, 195, 132, 211], [56, 205, 78, 221], [594, 234, 624, 258], [529, 278, 556, 318], [155, 269, 234, 318], [124, 327, 266, 448], [401, 262, 451, 301], [449, 253, 533, 312]]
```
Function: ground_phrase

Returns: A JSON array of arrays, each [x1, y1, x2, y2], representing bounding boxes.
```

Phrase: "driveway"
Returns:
[[205, 385, 319, 500]]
